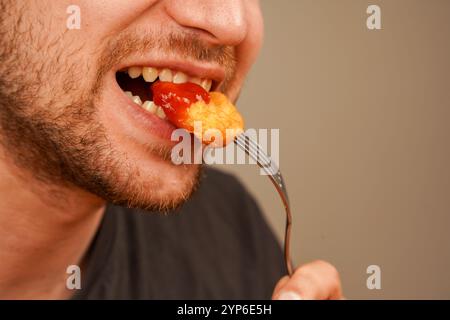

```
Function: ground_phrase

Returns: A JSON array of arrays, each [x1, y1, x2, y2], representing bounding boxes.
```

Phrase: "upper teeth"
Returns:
[[124, 66, 213, 120], [126, 66, 212, 91], [142, 67, 158, 82], [127, 66, 142, 79], [173, 71, 188, 84]]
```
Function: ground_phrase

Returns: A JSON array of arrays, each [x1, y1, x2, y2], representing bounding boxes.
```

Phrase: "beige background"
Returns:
[[218, 0, 450, 299]]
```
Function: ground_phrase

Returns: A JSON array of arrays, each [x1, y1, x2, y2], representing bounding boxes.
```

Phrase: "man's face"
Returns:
[[0, 0, 263, 209]]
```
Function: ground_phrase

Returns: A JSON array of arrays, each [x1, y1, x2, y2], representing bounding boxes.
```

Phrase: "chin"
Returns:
[[103, 124, 202, 209], [137, 158, 202, 209], [106, 158, 201, 212]]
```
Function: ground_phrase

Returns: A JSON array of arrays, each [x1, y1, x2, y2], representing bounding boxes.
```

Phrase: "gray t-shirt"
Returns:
[[73, 167, 285, 299]]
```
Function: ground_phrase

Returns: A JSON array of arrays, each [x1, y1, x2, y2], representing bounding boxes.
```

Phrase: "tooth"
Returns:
[[131, 95, 142, 105], [173, 71, 188, 84], [124, 91, 133, 98], [142, 67, 158, 82], [189, 77, 201, 85], [142, 101, 157, 114], [159, 68, 173, 82], [128, 67, 142, 79], [201, 79, 212, 91], [156, 107, 166, 119]]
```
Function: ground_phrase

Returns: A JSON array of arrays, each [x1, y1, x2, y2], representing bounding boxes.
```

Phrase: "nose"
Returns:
[[164, 0, 248, 46]]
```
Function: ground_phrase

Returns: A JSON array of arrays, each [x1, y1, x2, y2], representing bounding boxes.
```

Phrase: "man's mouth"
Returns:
[[116, 66, 214, 121]]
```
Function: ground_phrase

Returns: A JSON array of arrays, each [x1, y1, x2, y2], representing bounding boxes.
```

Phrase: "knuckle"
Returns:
[[327, 263, 340, 279], [313, 259, 330, 268], [315, 260, 340, 277], [330, 266, 341, 283], [294, 260, 342, 298], [296, 265, 316, 280], [312, 260, 341, 290]]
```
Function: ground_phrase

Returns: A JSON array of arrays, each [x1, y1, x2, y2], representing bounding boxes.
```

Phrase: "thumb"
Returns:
[[272, 260, 342, 300]]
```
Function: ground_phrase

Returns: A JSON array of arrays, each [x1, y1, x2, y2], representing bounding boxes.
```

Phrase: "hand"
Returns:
[[272, 260, 343, 300]]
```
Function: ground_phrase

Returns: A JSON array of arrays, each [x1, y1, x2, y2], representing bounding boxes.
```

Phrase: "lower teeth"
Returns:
[[125, 91, 166, 119]]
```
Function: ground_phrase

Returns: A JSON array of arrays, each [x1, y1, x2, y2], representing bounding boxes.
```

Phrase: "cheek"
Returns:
[[227, 1, 264, 100], [246, 0, 264, 56]]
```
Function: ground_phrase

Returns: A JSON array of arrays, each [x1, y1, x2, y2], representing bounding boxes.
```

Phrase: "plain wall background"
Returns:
[[217, 0, 450, 299]]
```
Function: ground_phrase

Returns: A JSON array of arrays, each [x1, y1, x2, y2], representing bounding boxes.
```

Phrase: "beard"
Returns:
[[0, 4, 235, 211]]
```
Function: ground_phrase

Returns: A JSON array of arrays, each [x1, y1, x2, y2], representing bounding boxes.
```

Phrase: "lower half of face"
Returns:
[[0, 0, 262, 210], [0, 43, 203, 211], [0, 60, 201, 211]]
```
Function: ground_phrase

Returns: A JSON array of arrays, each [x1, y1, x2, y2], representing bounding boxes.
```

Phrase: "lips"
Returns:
[[115, 64, 243, 147], [116, 66, 214, 120]]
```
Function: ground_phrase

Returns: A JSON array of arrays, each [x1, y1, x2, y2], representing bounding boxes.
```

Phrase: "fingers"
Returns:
[[272, 260, 343, 300]]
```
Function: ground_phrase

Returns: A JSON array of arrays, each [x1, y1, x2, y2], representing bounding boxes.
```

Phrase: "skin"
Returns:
[[0, 0, 342, 299]]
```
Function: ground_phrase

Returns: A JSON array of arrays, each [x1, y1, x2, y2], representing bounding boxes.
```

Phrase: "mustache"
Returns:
[[97, 30, 237, 89]]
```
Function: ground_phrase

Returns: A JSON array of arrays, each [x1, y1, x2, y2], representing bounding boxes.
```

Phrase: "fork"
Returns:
[[234, 132, 294, 277]]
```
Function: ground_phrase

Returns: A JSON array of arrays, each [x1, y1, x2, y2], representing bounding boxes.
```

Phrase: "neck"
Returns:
[[0, 152, 105, 299]]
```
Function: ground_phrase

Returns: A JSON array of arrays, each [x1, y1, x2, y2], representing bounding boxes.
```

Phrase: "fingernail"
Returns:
[[277, 291, 302, 300]]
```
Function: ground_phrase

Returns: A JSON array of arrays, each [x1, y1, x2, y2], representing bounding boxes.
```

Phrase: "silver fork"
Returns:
[[234, 132, 294, 276]]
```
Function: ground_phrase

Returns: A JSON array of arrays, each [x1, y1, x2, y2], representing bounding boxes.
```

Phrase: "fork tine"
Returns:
[[235, 137, 280, 183], [236, 133, 278, 174], [245, 134, 280, 174], [235, 137, 266, 170], [241, 133, 270, 164], [235, 137, 276, 177], [236, 137, 289, 196]]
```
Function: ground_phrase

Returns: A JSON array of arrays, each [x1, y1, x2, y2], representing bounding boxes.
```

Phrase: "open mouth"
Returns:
[[116, 66, 214, 120]]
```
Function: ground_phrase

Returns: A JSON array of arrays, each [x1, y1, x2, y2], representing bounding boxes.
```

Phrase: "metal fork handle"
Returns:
[[234, 133, 294, 277], [271, 175, 294, 277]]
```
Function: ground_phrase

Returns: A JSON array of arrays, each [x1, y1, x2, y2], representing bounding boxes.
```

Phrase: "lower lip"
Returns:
[[110, 75, 177, 141]]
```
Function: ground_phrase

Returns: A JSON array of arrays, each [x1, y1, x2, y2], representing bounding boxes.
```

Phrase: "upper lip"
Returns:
[[114, 54, 225, 88]]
